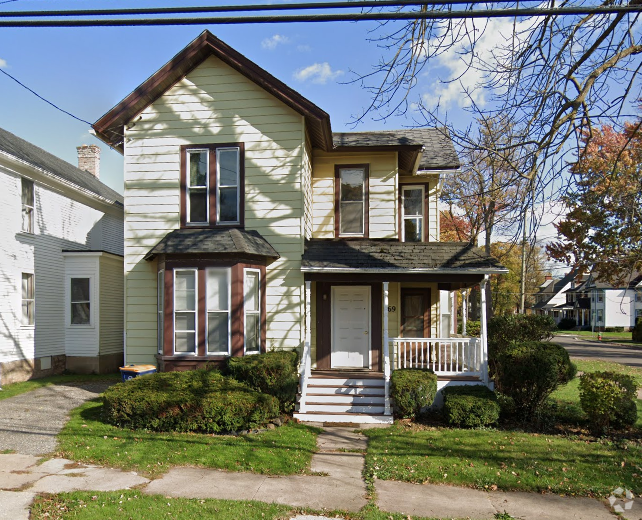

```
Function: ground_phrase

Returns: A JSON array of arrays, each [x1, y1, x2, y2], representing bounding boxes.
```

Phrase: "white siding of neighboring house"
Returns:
[[0, 158, 122, 370], [123, 55, 307, 363], [311, 150, 398, 239], [600, 289, 635, 328], [100, 254, 125, 356]]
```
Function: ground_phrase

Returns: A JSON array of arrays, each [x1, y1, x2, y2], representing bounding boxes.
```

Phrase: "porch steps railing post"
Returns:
[[299, 280, 312, 413], [383, 282, 391, 415]]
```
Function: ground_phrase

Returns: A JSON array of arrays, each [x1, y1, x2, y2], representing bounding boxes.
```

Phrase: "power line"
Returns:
[[0, 5, 641, 27], [0, 68, 91, 125]]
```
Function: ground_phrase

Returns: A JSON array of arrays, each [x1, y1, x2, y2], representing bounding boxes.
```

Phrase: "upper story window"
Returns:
[[21, 178, 34, 233], [335, 165, 369, 238], [402, 186, 425, 242], [181, 144, 244, 228]]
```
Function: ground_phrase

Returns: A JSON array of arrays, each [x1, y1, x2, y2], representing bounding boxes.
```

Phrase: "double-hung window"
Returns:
[[183, 145, 242, 227], [70, 278, 91, 325], [244, 269, 261, 354], [157, 271, 164, 354], [174, 270, 197, 354], [21, 178, 34, 233], [207, 268, 230, 355], [401, 186, 424, 242], [336, 165, 368, 237], [21, 273, 34, 326]]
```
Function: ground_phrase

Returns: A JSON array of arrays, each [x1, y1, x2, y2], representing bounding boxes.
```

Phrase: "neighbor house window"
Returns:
[[402, 185, 424, 242], [336, 165, 368, 237], [636, 309, 642, 319], [157, 271, 164, 354], [596, 309, 604, 324], [636, 292, 642, 303], [174, 270, 197, 354], [597, 293, 604, 303], [244, 269, 261, 354], [70, 278, 90, 325], [206, 268, 230, 355], [182, 144, 243, 227], [21, 178, 34, 233], [21, 273, 34, 325]]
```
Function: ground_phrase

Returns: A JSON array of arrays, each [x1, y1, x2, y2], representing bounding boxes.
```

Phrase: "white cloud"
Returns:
[[421, 17, 539, 110], [294, 62, 343, 84], [297, 44, 311, 52], [0, 58, 7, 68], [261, 34, 290, 50]]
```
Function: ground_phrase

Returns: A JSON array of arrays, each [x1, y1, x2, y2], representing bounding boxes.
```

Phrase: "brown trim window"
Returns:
[[244, 268, 261, 354], [401, 185, 424, 242], [157, 270, 164, 354], [173, 269, 198, 354], [335, 164, 369, 237], [181, 143, 244, 228], [400, 288, 431, 338], [206, 268, 231, 355]]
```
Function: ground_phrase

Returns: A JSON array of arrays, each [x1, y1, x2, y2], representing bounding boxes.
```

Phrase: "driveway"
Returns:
[[554, 334, 642, 369]]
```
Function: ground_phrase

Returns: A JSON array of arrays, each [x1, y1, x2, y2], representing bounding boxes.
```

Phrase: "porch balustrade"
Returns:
[[389, 337, 484, 377]]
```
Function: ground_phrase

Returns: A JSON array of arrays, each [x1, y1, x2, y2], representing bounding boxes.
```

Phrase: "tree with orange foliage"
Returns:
[[440, 210, 472, 242], [547, 121, 642, 286]]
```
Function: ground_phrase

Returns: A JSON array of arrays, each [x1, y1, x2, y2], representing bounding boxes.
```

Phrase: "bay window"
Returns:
[[173, 270, 197, 354], [244, 269, 260, 354], [181, 144, 243, 227], [207, 268, 230, 355], [70, 277, 91, 325]]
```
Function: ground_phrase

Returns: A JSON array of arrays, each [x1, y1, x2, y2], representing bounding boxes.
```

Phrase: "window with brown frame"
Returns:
[[398, 183, 429, 242], [335, 165, 369, 237], [180, 143, 244, 228], [400, 288, 431, 338]]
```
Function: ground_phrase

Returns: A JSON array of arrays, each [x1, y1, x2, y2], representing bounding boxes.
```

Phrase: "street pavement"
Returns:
[[555, 334, 642, 369]]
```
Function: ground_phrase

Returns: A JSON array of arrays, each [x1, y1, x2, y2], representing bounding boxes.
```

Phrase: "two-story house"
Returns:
[[0, 128, 124, 385], [92, 31, 504, 423]]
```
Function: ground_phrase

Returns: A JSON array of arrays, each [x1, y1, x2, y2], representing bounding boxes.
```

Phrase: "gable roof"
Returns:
[[93, 30, 460, 173], [302, 239, 506, 274], [93, 30, 332, 154], [0, 127, 123, 205], [333, 129, 460, 172]]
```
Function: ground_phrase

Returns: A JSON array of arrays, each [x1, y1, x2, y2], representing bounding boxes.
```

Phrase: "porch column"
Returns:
[[299, 280, 312, 413], [462, 289, 468, 335], [383, 281, 391, 415], [480, 275, 490, 385]]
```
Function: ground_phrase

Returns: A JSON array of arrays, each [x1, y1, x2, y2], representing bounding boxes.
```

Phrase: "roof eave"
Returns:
[[300, 266, 509, 275]]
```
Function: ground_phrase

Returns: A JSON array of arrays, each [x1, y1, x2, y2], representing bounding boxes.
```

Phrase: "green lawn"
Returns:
[[557, 330, 642, 345], [29, 491, 486, 520], [364, 359, 642, 497], [0, 373, 121, 401], [56, 399, 319, 478]]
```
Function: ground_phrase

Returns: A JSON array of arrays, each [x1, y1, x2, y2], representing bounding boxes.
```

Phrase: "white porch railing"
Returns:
[[389, 337, 484, 377]]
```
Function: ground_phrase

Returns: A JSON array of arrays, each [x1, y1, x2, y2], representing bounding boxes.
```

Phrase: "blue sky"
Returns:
[[0, 1, 446, 194]]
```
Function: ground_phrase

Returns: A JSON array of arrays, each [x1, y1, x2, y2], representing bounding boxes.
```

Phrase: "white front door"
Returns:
[[331, 286, 370, 368]]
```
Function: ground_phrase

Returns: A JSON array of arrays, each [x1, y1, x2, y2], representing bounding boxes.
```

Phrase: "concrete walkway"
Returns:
[[0, 385, 626, 519]]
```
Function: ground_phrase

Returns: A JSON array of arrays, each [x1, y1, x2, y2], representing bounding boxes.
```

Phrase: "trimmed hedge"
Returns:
[[579, 371, 638, 433], [442, 385, 500, 428], [391, 368, 437, 419], [633, 318, 642, 342], [226, 350, 299, 412], [493, 341, 576, 418], [557, 318, 577, 330], [102, 370, 279, 433]]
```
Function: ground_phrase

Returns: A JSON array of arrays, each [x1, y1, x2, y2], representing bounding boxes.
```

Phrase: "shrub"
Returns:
[[390, 368, 437, 419], [604, 327, 625, 333], [457, 320, 481, 337], [633, 318, 642, 342], [488, 314, 557, 378], [442, 385, 500, 427], [557, 318, 577, 330], [102, 370, 279, 433], [493, 341, 576, 419], [226, 350, 299, 412], [579, 371, 638, 433]]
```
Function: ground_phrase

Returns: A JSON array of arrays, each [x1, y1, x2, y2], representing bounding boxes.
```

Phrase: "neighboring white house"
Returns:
[[532, 270, 579, 323], [0, 128, 124, 384]]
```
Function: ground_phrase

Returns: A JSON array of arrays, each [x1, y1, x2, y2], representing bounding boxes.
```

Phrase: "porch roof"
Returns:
[[301, 239, 506, 274], [144, 228, 280, 261]]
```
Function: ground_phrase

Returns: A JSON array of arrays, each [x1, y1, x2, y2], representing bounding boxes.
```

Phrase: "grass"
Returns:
[[364, 359, 642, 497], [557, 330, 642, 345], [29, 491, 482, 520], [0, 373, 121, 401], [56, 399, 320, 478]]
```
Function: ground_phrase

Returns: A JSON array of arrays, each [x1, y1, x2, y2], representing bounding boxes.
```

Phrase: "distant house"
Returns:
[[0, 128, 124, 385], [92, 31, 505, 423], [532, 270, 580, 323]]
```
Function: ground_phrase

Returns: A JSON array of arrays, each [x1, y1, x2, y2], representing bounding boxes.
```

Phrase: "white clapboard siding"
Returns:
[[311, 150, 398, 239], [99, 254, 124, 356], [0, 159, 123, 369], [123, 55, 307, 362], [63, 255, 100, 357]]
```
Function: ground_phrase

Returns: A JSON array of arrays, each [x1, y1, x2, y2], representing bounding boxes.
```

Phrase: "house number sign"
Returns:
[[388, 306, 396, 313]]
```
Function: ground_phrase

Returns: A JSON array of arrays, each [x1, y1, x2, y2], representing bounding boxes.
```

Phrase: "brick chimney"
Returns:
[[77, 144, 100, 179], [545, 275, 553, 281]]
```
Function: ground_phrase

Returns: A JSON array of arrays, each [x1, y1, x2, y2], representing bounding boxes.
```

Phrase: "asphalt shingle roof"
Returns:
[[0, 127, 123, 205], [332, 128, 460, 170], [302, 240, 505, 272], [144, 228, 280, 261]]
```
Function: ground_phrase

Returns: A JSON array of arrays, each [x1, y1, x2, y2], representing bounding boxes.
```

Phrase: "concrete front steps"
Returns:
[[293, 371, 393, 425]]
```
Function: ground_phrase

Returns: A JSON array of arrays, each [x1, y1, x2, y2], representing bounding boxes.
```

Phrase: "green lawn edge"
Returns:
[[56, 399, 320, 478], [0, 373, 121, 402]]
